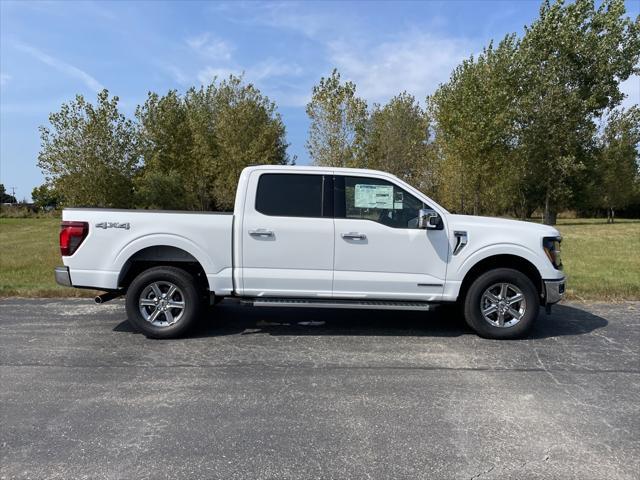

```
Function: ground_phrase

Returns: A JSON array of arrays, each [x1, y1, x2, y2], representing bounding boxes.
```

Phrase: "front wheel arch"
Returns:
[[458, 254, 543, 305]]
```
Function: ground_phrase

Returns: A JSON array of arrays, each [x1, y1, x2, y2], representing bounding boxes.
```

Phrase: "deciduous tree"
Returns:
[[516, 0, 640, 224], [136, 76, 288, 211], [38, 90, 138, 208], [306, 69, 368, 168], [596, 107, 640, 222], [31, 184, 60, 210], [429, 37, 519, 215], [366, 92, 435, 193]]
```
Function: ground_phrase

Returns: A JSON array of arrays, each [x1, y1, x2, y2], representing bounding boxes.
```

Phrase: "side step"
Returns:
[[248, 298, 434, 311]]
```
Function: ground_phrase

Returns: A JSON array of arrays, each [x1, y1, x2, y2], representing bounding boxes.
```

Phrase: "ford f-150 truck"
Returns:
[[55, 165, 565, 339]]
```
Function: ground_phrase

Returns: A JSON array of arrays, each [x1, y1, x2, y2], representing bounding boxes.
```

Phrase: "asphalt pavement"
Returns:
[[1, 298, 638, 480]]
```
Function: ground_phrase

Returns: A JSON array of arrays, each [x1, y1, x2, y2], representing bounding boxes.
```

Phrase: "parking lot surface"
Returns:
[[1, 299, 638, 479]]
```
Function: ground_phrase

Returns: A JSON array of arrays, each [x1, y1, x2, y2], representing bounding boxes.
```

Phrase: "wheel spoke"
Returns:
[[507, 306, 522, 320], [164, 310, 174, 323], [485, 292, 500, 303], [150, 283, 162, 299], [499, 283, 508, 299], [140, 298, 156, 307], [167, 301, 184, 309], [483, 304, 498, 316], [507, 293, 524, 305], [148, 308, 161, 323], [497, 310, 505, 327], [167, 285, 177, 298]]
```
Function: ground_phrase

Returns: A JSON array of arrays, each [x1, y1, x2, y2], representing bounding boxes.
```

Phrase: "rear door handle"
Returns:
[[341, 232, 366, 240], [249, 229, 274, 238]]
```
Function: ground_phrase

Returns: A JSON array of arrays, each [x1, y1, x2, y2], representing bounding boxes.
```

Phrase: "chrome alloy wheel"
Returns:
[[480, 282, 526, 328], [138, 281, 185, 327]]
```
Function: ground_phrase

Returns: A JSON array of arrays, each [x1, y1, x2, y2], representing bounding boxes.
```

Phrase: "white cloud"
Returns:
[[159, 63, 190, 86], [15, 42, 104, 92], [328, 31, 474, 104], [197, 59, 303, 85], [187, 33, 234, 61], [208, 2, 329, 39], [195, 59, 306, 107], [0, 73, 11, 86], [251, 59, 303, 81], [197, 67, 240, 85], [247, 3, 326, 38]]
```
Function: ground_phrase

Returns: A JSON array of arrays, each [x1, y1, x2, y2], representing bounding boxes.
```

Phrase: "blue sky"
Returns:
[[1, 0, 638, 202]]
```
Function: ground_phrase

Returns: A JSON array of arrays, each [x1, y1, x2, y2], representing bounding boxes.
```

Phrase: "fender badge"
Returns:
[[96, 222, 130, 230]]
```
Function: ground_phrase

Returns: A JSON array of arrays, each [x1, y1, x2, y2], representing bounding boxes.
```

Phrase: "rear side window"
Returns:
[[255, 173, 326, 218]]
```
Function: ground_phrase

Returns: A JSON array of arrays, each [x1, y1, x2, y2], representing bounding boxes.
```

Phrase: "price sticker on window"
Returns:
[[354, 184, 394, 209]]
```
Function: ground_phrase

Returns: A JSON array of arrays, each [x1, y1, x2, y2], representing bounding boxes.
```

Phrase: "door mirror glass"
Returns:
[[418, 209, 442, 230]]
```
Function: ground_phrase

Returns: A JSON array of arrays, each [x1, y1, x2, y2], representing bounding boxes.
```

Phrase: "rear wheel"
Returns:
[[463, 268, 539, 339], [125, 266, 202, 339]]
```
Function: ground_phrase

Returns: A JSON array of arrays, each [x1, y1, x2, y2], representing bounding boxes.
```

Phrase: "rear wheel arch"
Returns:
[[459, 254, 543, 304], [118, 245, 209, 294]]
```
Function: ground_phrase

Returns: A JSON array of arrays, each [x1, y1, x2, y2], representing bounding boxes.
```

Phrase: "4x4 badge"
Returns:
[[96, 222, 130, 230]]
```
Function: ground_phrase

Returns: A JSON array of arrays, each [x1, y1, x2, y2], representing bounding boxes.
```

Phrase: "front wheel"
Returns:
[[463, 268, 539, 339], [125, 266, 202, 339]]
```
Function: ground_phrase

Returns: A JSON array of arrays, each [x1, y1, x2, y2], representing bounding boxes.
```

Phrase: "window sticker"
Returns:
[[354, 184, 394, 209]]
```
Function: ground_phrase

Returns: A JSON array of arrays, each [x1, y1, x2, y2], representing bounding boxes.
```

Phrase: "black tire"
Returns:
[[463, 268, 539, 339], [125, 266, 202, 339]]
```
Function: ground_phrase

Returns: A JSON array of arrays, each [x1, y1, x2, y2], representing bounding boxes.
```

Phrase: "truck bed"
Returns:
[[61, 208, 234, 294]]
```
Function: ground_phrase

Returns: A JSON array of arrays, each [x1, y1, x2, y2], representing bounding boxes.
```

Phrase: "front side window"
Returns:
[[255, 173, 327, 218], [336, 176, 427, 229]]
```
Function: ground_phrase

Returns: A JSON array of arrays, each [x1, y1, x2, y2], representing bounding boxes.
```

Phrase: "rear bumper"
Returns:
[[54, 266, 72, 287], [544, 277, 565, 305]]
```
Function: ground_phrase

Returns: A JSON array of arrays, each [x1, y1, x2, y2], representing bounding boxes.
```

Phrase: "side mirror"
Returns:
[[418, 208, 443, 230]]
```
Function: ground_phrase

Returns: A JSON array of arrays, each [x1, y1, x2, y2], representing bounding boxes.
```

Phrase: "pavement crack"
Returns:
[[470, 464, 495, 479], [533, 346, 612, 411], [533, 346, 562, 385]]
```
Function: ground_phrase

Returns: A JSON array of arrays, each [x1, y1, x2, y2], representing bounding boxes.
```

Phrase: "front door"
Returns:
[[240, 170, 335, 297], [332, 175, 449, 301]]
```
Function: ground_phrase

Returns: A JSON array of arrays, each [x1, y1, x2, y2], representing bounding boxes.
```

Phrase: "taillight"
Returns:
[[60, 221, 89, 256]]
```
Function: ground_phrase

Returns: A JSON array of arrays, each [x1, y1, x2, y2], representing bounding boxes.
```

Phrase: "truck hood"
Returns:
[[446, 214, 561, 238]]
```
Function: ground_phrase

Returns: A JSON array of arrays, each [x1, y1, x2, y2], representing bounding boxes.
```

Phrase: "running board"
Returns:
[[248, 298, 434, 311]]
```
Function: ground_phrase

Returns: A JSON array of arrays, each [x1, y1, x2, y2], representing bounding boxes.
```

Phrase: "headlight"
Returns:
[[543, 236, 562, 270]]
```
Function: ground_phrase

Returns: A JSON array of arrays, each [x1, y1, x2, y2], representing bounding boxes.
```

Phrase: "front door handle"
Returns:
[[249, 229, 274, 238], [341, 232, 366, 240]]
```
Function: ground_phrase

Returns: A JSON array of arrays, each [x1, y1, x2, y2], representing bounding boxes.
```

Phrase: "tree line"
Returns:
[[36, 77, 288, 212], [34, 0, 639, 224]]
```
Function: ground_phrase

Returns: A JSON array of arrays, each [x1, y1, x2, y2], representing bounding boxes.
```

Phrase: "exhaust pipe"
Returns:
[[94, 291, 122, 304]]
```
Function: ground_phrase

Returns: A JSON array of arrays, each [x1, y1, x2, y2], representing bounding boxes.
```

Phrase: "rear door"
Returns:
[[332, 175, 449, 300], [239, 170, 335, 297]]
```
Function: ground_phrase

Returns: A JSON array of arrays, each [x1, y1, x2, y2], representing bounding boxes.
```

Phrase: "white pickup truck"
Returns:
[[55, 165, 565, 339]]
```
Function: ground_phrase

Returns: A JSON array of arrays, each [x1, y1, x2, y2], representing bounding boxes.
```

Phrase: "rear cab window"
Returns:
[[255, 173, 332, 218]]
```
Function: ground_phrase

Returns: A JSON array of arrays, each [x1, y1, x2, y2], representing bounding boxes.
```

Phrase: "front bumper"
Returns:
[[54, 266, 72, 287], [544, 277, 565, 304]]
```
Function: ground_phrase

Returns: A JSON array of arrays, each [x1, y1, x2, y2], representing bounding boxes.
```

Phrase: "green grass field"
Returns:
[[0, 218, 96, 297], [1, 217, 638, 300]]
